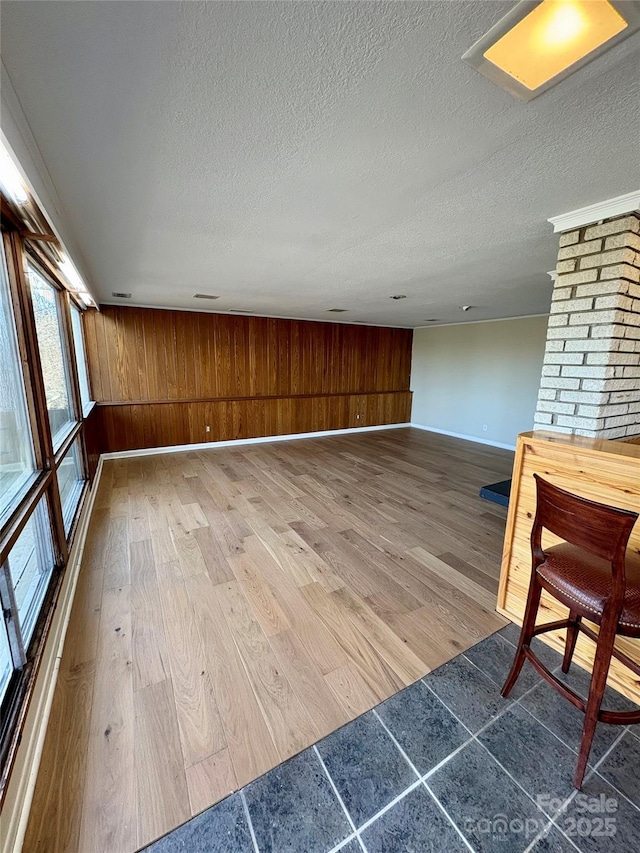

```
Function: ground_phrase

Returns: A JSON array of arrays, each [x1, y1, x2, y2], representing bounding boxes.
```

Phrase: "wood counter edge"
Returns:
[[497, 427, 640, 611]]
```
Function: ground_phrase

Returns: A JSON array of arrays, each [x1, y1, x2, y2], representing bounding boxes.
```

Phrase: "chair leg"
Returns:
[[502, 572, 542, 698], [562, 610, 581, 674], [573, 614, 618, 789]]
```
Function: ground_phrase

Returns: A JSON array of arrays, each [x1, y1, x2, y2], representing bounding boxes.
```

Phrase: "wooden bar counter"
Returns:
[[498, 430, 640, 704]]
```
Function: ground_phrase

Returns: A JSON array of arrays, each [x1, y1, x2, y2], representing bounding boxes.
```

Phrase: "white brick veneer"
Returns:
[[534, 213, 640, 439]]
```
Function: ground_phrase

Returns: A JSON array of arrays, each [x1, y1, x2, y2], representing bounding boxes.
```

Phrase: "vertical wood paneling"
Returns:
[[84, 306, 412, 452]]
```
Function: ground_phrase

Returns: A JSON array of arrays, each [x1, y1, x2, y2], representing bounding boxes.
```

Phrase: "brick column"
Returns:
[[534, 213, 640, 439]]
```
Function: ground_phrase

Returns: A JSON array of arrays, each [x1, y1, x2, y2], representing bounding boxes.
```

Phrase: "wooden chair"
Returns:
[[502, 474, 640, 788]]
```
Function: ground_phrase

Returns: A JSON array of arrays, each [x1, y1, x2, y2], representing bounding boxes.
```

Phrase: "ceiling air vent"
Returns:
[[327, 308, 348, 313], [193, 293, 220, 300], [228, 308, 253, 313], [111, 292, 131, 298]]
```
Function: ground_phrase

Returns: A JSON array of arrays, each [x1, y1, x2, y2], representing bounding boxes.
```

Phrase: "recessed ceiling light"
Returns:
[[193, 293, 220, 300], [463, 0, 640, 101], [112, 291, 132, 298], [326, 308, 348, 313], [460, 305, 473, 311], [390, 295, 407, 300]]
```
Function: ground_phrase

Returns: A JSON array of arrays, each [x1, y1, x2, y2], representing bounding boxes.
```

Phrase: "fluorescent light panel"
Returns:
[[1, 140, 97, 305], [0, 143, 28, 204], [463, 0, 640, 101]]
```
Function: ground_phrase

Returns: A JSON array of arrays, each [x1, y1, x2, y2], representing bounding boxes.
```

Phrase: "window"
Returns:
[[71, 306, 92, 413], [0, 242, 35, 519], [1, 163, 93, 790], [28, 265, 75, 447], [0, 622, 12, 707], [4, 496, 55, 649], [58, 438, 84, 533]]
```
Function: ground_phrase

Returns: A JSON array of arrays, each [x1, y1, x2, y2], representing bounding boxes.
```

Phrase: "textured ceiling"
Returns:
[[2, 1, 639, 327]]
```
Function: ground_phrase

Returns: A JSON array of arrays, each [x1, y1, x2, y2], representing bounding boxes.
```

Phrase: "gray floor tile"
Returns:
[[361, 785, 467, 852], [478, 704, 578, 813], [528, 824, 579, 852], [520, 681, 624, 766], [244, 748, 351, 853], [376, 680, 469, 775], [425, 654, 511, 733], [553, 775, 640, 852], [316, 712, 417, 828], [628, 725, 640, 742], [466, 633, 539, 699], [527, 636, 565, 672], [499, 623, 522, 647], [334, 838, 361, 853], [428, 740, 549, 853], [557, 666, 638, 714], [594, 731, 640, 809], [140, 793, 253, 852], [467, 632, 562, 700]]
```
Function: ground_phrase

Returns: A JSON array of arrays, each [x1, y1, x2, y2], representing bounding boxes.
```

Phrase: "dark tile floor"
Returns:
[[141, 625, 640, 853]]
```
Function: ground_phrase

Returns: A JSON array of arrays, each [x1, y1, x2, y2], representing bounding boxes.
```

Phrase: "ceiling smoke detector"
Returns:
[[112, 291, 132, 298], [193, 293, 220, 300]]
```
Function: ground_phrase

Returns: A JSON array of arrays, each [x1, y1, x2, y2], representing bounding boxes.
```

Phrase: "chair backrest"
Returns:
[[532, 474, 638, 566]]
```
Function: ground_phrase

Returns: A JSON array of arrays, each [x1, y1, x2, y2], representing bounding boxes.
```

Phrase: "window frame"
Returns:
[[0, 217, 93, 803], [26, 255, 80, 445], [70, 301, 93, 417], [58, 436, 85, 534], [0, 238, 37, 525]]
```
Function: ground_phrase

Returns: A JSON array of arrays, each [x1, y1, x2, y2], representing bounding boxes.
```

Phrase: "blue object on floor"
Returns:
[[479, 478, 511, 507]]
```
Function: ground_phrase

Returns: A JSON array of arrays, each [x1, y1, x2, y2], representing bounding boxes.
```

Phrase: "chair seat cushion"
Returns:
[[537, 543, 640, 633]]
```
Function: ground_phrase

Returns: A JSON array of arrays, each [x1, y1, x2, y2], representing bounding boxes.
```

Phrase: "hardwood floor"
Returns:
[[24, 428, 512, 852]]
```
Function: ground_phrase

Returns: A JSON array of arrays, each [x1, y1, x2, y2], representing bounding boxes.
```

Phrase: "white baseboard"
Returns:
[[2, 457, 104, 853], [409, 423, 516, 451], [101, 423, 413, 459]]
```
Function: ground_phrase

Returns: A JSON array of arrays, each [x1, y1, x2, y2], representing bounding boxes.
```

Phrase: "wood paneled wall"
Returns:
[[83, 307, 413, 452]]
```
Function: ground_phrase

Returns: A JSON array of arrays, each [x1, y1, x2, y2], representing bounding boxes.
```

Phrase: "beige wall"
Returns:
[[411, 316, 548, 449]]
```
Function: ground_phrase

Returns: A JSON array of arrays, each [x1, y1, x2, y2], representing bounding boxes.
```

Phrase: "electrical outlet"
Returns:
[[205, 425, 211, 433], [482, 424, 488, 432]]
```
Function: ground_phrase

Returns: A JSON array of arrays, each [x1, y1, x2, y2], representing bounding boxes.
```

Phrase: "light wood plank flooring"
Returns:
[[25, 428, 512, 852]]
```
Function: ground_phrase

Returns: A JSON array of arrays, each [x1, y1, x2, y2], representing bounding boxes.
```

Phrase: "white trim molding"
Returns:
[[409, 423, 516, 451], [548, 190, 640, 233], [2, 458, 104, 853], [413, 313, 548, 331], [101, 423, 413, 459], [99, 302, 413, 330]]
